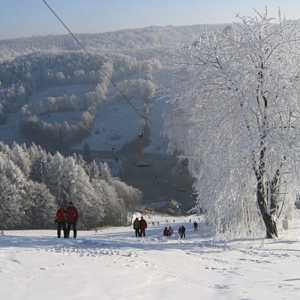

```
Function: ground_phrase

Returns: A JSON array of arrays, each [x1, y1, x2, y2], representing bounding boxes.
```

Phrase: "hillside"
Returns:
[[0, 25, 214, 211]]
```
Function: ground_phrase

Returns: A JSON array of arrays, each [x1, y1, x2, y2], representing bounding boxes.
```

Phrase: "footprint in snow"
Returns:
[[214, 284, 230, 290], [10, 258, 21, 264]]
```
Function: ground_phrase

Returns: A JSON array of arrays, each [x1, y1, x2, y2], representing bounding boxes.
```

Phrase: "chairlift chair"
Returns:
[[135, 129, 150, 167]]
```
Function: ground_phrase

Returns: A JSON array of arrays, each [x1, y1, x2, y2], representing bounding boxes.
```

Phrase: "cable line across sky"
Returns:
[[41, 0, 149, 122]]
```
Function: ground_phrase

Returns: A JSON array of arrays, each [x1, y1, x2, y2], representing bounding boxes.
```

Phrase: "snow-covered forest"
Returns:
[[0, 142, 141, 229]]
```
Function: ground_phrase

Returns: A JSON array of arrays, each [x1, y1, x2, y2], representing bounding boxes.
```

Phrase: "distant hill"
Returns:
[[0, 24, 226, 61], [0, 24, 214, 212]]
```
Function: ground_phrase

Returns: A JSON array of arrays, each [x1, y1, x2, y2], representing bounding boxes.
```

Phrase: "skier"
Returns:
[[193, 221, 198, 232], [178, 225, 186, 239], [66, 201, 79, 239], [139, 216, 147, 237], [133, 217, 140, 237], [55, 205, 67, 238]]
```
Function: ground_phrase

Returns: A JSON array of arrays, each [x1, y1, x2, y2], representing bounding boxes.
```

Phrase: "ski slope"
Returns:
[[1, 214, 300, 300]]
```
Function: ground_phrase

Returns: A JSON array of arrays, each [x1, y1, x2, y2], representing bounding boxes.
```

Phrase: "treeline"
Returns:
[[20, 62, 113, 148], [117, 79, 156, 100], [0, 143, 141, 230], [0, 24, 222, 60], [111, 54, 161, 81], [0, 52, 107, 113], [21, 109, 96, 149]]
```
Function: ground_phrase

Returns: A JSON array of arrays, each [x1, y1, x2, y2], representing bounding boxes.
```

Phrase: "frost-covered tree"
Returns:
[[167, 10, 300, 238], [23, 181, 56, 229], [0, 152, 27, 229], [0, 174, 24, 229], [10, 143, 31, 177]]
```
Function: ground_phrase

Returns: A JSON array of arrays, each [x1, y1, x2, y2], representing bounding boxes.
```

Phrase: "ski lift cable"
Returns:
[[41, 0, 149, 122]]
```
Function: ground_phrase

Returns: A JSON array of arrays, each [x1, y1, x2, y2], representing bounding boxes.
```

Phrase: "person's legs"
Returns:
[[62, 222, 67, 238], [73, 223, 77, 239], [141, 229, 145, 237], [135, 229, 139, 237], [57, 222, 62, 238], [66, 223, 71, 238]]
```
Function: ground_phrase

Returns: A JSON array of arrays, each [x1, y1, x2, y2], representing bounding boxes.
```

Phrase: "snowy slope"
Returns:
[[1, 214, 300, 300], [81, 70, 173, 153], [75, 94, 169, 153]]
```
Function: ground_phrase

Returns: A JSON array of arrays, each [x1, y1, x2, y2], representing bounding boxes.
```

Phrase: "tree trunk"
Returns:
[[256, 181, 278, 238]]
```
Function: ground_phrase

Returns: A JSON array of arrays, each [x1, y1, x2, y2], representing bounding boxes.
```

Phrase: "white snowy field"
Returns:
[[1, 215, 300, 300]]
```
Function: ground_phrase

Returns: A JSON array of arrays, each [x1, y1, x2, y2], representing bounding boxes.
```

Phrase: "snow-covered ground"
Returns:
[[1, 214, 300, 300]]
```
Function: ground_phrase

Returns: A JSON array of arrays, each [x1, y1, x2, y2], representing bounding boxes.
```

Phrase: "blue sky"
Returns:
[[1, 0, 300, 40]]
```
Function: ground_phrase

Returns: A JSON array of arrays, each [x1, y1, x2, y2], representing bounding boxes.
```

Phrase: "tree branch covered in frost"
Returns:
[[166, 10, 300, 237], [0, 142, 141, 229]]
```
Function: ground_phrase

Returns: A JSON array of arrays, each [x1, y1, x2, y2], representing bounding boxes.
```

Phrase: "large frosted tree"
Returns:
[[167, 10, 300, 238]]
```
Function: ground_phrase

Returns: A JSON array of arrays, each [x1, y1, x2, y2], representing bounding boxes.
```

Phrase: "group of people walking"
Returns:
[[133, 217, 198, 239], [55, 208, 197, 240], [133, 216, 148, 237], [55, 202, 79, 239], [162, 220, 198, 239]]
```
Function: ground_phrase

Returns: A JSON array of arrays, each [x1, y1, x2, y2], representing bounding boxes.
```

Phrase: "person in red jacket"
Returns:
[[66, 201, 79, 239], [139, 216, 147, 237], [55, 205, 67, 238]]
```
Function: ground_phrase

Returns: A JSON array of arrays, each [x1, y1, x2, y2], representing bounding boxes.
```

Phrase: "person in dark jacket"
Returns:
[[55, 205, 67, 238], [163, 227, 169, 237], [133, 217, 140, 237], [168, 226, 173, 236], [66, 201, 79, 239], [178, 225, 186, 239], [139, 216, 147, 237], [193, 221, 198, 232]]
